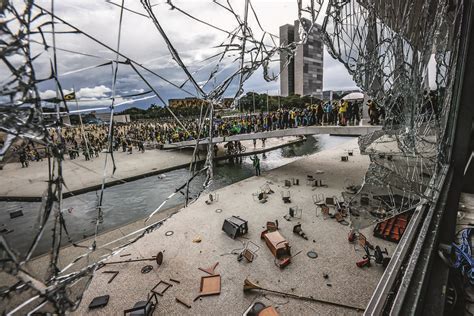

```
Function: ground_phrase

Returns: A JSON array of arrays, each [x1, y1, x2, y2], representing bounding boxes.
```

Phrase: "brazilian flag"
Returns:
[[64, 92, 76, 101]]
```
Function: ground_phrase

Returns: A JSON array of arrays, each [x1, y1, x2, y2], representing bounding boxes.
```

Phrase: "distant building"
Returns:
[[280, 19, 324, 99], [168, 97, 233, 109]]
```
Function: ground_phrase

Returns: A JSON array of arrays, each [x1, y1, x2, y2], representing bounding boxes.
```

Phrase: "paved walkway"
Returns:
[[68, 138, 395, 315], [0, 137, 301, 200]]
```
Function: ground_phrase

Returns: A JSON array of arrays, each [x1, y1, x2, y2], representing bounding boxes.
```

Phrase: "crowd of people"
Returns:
[[9, 99, 378, 166]]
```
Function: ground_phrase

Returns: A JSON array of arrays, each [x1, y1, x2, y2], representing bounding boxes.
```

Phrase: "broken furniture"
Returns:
[[260, 230, 292, 268], [280, 191, 291, 204], [243, 278, 363, 311], [102, 271, 119, 283], [266, 220, 278, 232], [9, 210, 23, 219], [222, 216, 248, 239], [103, 251, 163, 268], [123, 292, 158, 316], [373, 211, 413, 243], [356, 245, 390, 268], [151, 280, 172, 296], [205, 192, 219, 205], [260, 183, 274, 194], [259, 306, 280, 316], [198, 262, 219, 275], [253, 191, 268, 203], [175, 297, 191, 309], [89, 295, 110, 309], [293, 224, 308, 240], [195, 274, 221, 301], [243, 301, 266, 316], [238, 241, 260, 263], [288, 206, 302, 219]]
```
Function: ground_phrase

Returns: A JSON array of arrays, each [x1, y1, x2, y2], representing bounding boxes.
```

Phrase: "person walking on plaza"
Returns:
[[249, 154, 261, 176]]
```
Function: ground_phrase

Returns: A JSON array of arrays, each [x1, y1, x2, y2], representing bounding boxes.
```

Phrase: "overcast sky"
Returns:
[[30, 0, 358, 110]]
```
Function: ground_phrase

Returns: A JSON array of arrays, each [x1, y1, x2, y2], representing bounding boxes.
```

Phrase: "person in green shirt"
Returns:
[[249, 154, 261, 176]]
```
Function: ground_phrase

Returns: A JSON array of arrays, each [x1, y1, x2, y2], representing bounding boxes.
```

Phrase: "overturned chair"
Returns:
[[123, 292, 158, 316]]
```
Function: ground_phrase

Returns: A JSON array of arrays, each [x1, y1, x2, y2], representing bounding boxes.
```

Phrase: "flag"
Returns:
[[64, 92, 76, 101]]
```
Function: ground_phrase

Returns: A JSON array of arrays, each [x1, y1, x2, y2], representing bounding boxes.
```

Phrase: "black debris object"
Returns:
[[102, 271, 119, 284], [88, 295, 110, 309], [293, 224, 308, 240], [124, 292, 158, 315], [222, 216, 248, 239], [9, 210, 23, 219], [141, 265, 153, 274], [307, 251, 318, 259]]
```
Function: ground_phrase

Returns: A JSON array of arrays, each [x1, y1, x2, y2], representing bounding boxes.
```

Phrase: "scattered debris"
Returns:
[[9, 210, 23, 219], [205, 193, 219, 205], [307, 251, 318, 259], [141, 265, 153, 274], [199, 262, 219, 275], [88, 295, 110, 310], [323, 273, 329, 279], [238, 241, 260, 263], [119, 253, 131, 257], [222, 216, 248, 239], [266, 220, 278, 232], [175, 297, 191, 309], [356, 245, 390, 268], [289, 206, 302, 219], [124, 292, 158, 315], [261, 229, 292, 268], [102, 271, 119, 284], [196, 274, 221, 300], [243, 278, 363, 311], [373, 211, 412, 243], [193, 236, 202, 243], [341, 156, 349, 162], [292, 178, 299, 185], [0, 228, 13, 234], [284, 180, 291, 188], [293, 224, 308, 240], [151, 280, 173, 296], [280, 191, 291, 203], [259, 306, 279, 315], [253, 191, 268, 203], [215, 208, 223, 213], [243, 301, 266, 315], [102, 251, 163, 271], [170, 278, 181, 284], [165, 230, 174, 236], [260, 183, 275, 194]]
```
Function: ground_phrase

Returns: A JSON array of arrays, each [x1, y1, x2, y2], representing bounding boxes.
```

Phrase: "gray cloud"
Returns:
[[31, 0, 357, 109]]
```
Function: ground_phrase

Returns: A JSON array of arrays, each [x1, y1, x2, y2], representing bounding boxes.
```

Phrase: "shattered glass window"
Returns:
[[0, 0, 464, 313]]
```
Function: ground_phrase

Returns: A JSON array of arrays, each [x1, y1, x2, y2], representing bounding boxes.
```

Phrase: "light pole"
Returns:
[[266, 90, 269, 113], [253, 92, 255, 113]]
